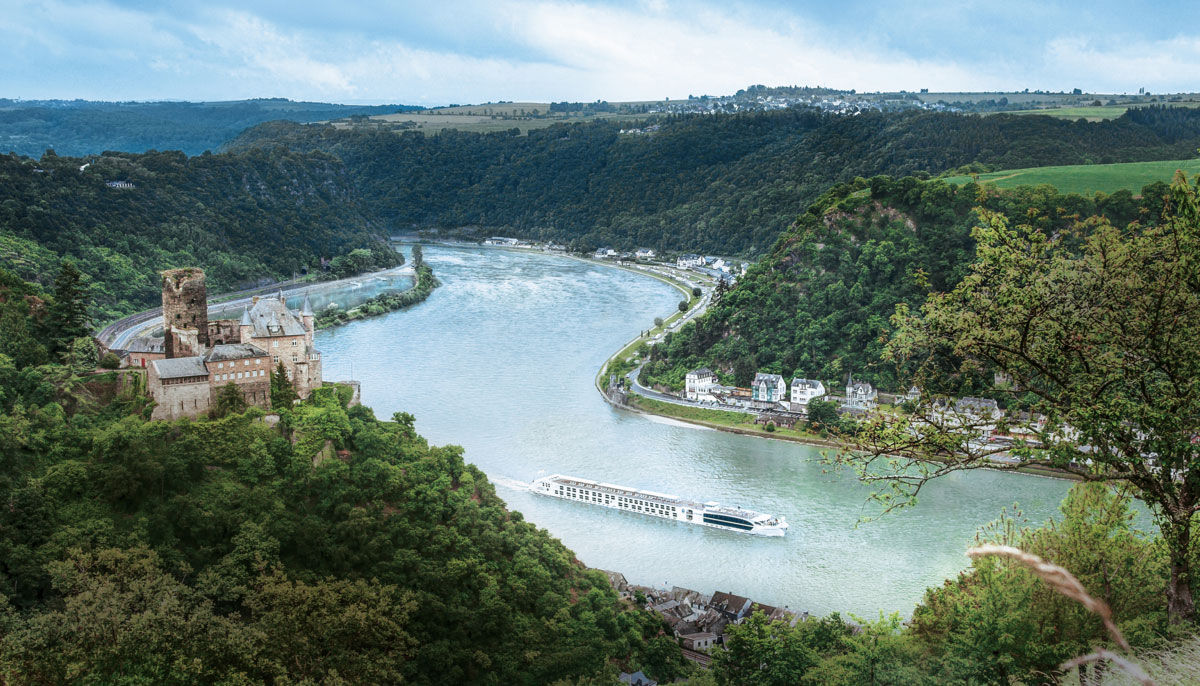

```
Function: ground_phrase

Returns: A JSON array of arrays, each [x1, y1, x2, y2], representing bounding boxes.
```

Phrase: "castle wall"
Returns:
[[162, 268, 209, 358], [207, 319, 241, 346], [207, 354, 272, 408], [149, 377, 213, 420]]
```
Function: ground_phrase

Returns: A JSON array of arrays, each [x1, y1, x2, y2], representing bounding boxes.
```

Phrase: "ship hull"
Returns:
[[532, 474, 787, 537]]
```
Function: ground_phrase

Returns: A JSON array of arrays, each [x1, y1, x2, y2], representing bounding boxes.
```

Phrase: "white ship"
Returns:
[[531, 474, 788, 537]]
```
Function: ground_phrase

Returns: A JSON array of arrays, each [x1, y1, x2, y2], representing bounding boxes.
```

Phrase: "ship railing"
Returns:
[[554, 478, 686, 506]]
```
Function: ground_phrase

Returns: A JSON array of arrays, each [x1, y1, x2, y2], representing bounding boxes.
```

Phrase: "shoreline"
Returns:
[[588, 267, 1080, 484]]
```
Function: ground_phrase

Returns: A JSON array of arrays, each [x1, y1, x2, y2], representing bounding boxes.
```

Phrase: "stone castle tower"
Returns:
[[162, 267, 209, 358]]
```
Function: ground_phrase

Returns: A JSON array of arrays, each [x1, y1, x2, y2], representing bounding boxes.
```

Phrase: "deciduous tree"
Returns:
[[843, 173, 1200, 623]]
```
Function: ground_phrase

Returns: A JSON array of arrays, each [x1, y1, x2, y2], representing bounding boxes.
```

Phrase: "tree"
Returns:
[[692, 286, 702, 297], [654, 317, 664, 328], [270, 361, 297, 410], [806, 399, 840, 431], [45, 260, 90, 355], [411, 243, 424, 267], [843, 173, 1200, 623], [712, 611, 817, 685], [678, 300, 688, 312], [909, 484, 1164, 682], [713, 278, 729, 303], [211, 382, 247, 418]]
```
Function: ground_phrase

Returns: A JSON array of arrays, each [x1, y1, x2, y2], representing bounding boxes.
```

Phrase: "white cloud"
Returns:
[[1044, 35, 1200, 93], [0, 0, 1196, 102]]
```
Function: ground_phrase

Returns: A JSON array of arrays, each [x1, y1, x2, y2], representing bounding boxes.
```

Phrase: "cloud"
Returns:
[[0, 0, 1196, 102], [1044, 35, 1200, 93]]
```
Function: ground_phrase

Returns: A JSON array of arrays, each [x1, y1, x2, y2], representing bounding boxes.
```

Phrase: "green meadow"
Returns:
[[942, 158, 1200, 195]]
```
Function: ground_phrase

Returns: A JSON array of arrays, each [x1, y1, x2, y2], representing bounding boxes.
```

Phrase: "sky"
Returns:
[[2, 0, 1199, 105]]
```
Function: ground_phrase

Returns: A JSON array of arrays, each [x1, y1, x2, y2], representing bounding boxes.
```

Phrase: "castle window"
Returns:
[[244, 360, 249, 366], [218, 362, 223, 369]]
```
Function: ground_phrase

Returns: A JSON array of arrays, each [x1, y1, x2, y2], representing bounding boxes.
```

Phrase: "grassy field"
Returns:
[[330, 103, 647, 136], [999, 105, 1133, 121], [629, 396, 833, 445], [941, 158, 1200, 195]]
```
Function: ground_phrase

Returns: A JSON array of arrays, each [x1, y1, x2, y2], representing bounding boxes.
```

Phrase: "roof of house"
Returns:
[[753, 373, 784, 385], [152, 356, 209, 380], [955, 397, 1001, 413], [710, 591, 751, 614], [688, 367, 714, 376], [125, 336, 165, 354], [247, 296, 307, 337], [791, 377, 823, 388], [239, 308, 252, 326], [204, 343, 268, 362], [619, 671, 656, 686], [679, 632, 717, 640]]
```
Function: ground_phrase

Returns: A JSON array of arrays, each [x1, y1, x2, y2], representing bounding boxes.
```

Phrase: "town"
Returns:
[[597, 570, 810, 684]]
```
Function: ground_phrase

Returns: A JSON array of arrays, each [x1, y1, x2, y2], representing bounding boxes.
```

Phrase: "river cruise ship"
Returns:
[[531, 474, 788, 536]]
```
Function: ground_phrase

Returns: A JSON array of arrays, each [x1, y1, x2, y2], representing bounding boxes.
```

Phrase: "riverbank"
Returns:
[[315, 263, 439, 329], [594, 273, 1078, 483]]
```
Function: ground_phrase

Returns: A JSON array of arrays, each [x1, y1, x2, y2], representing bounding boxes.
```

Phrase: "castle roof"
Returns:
[[124, 336, 165, 354], [301, 294, 313, 316], [152, 356, 208, 380], [240, 308, 252, 326], [246, 297, 307, 337], [204, 343, 268, 362]]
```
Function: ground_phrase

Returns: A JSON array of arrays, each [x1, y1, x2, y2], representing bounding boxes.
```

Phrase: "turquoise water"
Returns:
[[316, 245, 1070, 617]]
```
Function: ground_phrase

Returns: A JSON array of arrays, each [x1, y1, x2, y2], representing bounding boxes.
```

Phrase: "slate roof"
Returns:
[[204, 343, 268, 362], [753, 373, 784, 385], [687, 367, 714, 377], [710, 591, 751, 616], [152, 356, 208, 380], [247, 296, 307, 337], [124, 336, 165, 354], [791, 377, 822, 389]]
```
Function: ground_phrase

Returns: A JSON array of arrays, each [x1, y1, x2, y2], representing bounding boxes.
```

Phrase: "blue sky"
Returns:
[[2, 0, 1198, 104]]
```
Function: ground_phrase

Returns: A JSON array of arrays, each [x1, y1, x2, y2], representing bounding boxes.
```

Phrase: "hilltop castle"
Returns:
[[129, 268, 322, 420]]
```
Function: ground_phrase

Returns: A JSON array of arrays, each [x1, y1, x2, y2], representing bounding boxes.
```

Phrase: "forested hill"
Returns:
[[0, 147, 391, 320], [0, 98, 418, 157], [638, 175, 1172, 394], [0, 271, 677, 684], [228, 106, 1200, 256]]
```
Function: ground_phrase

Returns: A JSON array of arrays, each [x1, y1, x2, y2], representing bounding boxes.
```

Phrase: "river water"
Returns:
[[316, 245, 1070, 617]]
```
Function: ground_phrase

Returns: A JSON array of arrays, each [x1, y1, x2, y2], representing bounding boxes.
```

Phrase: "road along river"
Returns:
[[317, 245, 1070, 617]]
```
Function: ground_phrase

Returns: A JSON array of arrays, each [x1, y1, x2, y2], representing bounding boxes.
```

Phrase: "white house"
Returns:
[[677, 253, 704, 269], [844, 376, 878, 410], [685, 368, 717, 401], [635, 248, 656, 259], [752, 373, 787, 403], [789, 378, 826, 406]]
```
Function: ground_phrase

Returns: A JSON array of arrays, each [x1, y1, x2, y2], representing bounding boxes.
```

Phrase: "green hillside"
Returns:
[[640, 176, 1164, 394], [229, 105, 1200, 257], [942, 157, 1200, 195]]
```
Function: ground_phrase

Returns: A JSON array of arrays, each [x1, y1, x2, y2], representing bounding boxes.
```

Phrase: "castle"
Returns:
[[130, 268, 322, 420]]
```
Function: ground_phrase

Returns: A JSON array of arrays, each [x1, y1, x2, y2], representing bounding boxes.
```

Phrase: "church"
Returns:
[[130, 267, 322, 420]]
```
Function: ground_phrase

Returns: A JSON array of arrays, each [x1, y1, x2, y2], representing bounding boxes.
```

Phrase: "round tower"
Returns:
[[161, 267, 209, 358]]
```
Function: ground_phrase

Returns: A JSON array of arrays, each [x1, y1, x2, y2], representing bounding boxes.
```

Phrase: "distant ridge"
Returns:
[[0, 98, 423, 157]]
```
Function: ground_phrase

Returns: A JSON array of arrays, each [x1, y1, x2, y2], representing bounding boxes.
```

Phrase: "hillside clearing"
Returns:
[[941, 158, 1200, 195]]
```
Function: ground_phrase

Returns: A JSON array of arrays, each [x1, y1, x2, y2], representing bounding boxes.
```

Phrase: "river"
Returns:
[[316, 245, 1070, 617]]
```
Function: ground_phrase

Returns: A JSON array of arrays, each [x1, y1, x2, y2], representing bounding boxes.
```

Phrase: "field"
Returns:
[[941, 158, 1200, 195], [330, 102, 648, 135]]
